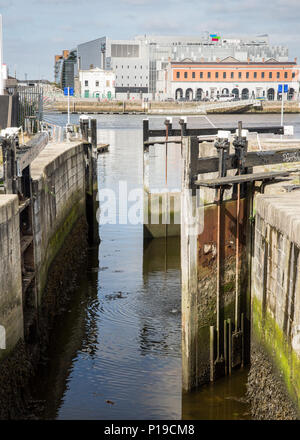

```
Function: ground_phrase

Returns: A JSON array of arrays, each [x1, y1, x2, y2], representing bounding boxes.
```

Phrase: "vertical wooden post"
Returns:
[[224, 319, 228, 375], [80, 116, 89, 142], [91, 119, 97, 148], [210, 326, 215, 382], [143, 119, 149, 146], [181, 136, 199, 391], [228, 318, 232, 375]]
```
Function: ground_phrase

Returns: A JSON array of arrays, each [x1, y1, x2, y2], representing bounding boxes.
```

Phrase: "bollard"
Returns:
[[80, 114, 90, 141]]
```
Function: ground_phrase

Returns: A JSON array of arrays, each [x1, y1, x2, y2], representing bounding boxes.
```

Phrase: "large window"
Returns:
[[246, 72, 249, 79], [200, 72, 203, 78], [262, 72, 265, 78], [238, 72, 242, 78], [111, 44, 139, 57], [254, 72, 257, 79], [223, 72, 226, 79], [231, 72, 234, 79], [184, 72, 188, 79], [277, 72, 280, 79], [208, 72, 211, 78], [192, 72, 195, 78], [215, 72, 219, 79], [176, 71, 180, 78], [284, 72, 288, 78], [269, 72, 272, 79]]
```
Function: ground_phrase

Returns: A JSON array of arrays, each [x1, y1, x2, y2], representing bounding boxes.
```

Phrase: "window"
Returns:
[[208, 72, 211, 78], [95, 81, 99, 87], [292, 72, 295, 78], [238, 72, 242, 78], [106, 80, 110, 87], [215, 72, 219, 78], [176, 71, 180, 78], [284, 72, 288, 78], [277, 72, 280, 79], [192, 72, 195, 78], [200, 72, 203, 78], [184, 72, 188, 78], [231, 72, 234, 79], [262, 72, 265, 78], [254, 72, 257, 79], [269, 72, 272, 78], [85, 80, 88, 86], [246, 72, 249, 79], [127, 65, 129, 69], [223, 72, 226, 79]]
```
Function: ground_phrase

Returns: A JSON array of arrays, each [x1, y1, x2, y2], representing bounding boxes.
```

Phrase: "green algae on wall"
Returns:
[[252, 295, 300, 414]]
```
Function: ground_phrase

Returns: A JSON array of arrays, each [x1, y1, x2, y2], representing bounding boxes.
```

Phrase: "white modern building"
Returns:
[[76, 33, 291, 100], [78, 68, 115, 99]]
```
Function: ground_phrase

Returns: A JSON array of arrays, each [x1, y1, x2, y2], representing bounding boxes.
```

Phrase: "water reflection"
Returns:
[[182, 367, 251, 420]]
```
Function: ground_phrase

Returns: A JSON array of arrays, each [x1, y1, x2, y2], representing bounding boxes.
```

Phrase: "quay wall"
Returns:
[[248, 192, 300, 419], [0, 196, 23, 360], [30, 142, 86, 303], [0, 141, 89, 362]]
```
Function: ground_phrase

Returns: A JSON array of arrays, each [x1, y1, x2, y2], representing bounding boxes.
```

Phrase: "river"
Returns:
[[30, 112, 300, 419]]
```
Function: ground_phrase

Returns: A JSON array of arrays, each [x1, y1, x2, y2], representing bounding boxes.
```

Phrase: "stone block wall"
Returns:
[[249, 192, 300, 418], [30, 142, 86, 302], [0, 195, 23, 360]]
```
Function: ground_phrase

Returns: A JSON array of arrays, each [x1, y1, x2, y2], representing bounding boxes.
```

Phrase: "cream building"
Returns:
[[79, 68, 115, 98]]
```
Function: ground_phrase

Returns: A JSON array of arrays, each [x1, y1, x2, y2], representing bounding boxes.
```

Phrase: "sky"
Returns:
[[0, 0, 299, 81]]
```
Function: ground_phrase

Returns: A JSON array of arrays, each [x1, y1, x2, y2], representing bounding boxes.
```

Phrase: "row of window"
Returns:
[[115, 65, 146, 69], [84, 80, 111, 87], [116, 75, 147, 80], [175, 71, 294, 80]]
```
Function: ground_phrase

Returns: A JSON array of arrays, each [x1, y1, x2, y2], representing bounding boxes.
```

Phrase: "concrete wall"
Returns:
[[30, 141, 86, 303], [0, 195, 23, 360], [250, 192, 300, 418], [0, 140, 88, 365]]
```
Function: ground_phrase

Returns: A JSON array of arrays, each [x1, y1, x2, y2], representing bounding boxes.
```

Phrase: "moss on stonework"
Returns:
[[252, 295, 300, 414], [38, 198, 85, 302]]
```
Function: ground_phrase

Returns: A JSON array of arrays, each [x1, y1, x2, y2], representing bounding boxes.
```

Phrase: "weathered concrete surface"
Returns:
[[181, 136, 251, 390], [0, 195, 23, 360], [144, 190, 181, 238], [30, 141, 86, 303], [249, 191, 300, 419]]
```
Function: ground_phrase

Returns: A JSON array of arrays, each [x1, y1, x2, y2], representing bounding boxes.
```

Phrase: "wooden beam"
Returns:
[[16, 132, 48, 171], [197, 148, 300, 174], [195, 169, 299, 188], [146, 125, 284, 141]]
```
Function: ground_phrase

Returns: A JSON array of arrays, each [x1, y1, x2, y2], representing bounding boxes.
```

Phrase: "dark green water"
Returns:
[[29, 113, 298, 419]]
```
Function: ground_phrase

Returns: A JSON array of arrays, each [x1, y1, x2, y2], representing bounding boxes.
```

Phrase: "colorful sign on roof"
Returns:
[[210, 34, 221, 41]]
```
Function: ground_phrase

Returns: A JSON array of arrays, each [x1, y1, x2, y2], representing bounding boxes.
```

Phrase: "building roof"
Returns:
[[171, 59, 297, 66]]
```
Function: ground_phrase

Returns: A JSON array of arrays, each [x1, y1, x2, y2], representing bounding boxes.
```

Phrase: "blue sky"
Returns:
[[0, 0, 299, 81]]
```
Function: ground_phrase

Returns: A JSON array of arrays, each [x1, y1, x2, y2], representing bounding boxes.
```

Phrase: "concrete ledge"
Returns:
[[256, 192, 300, 249], [30, 141, 84, 181]]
